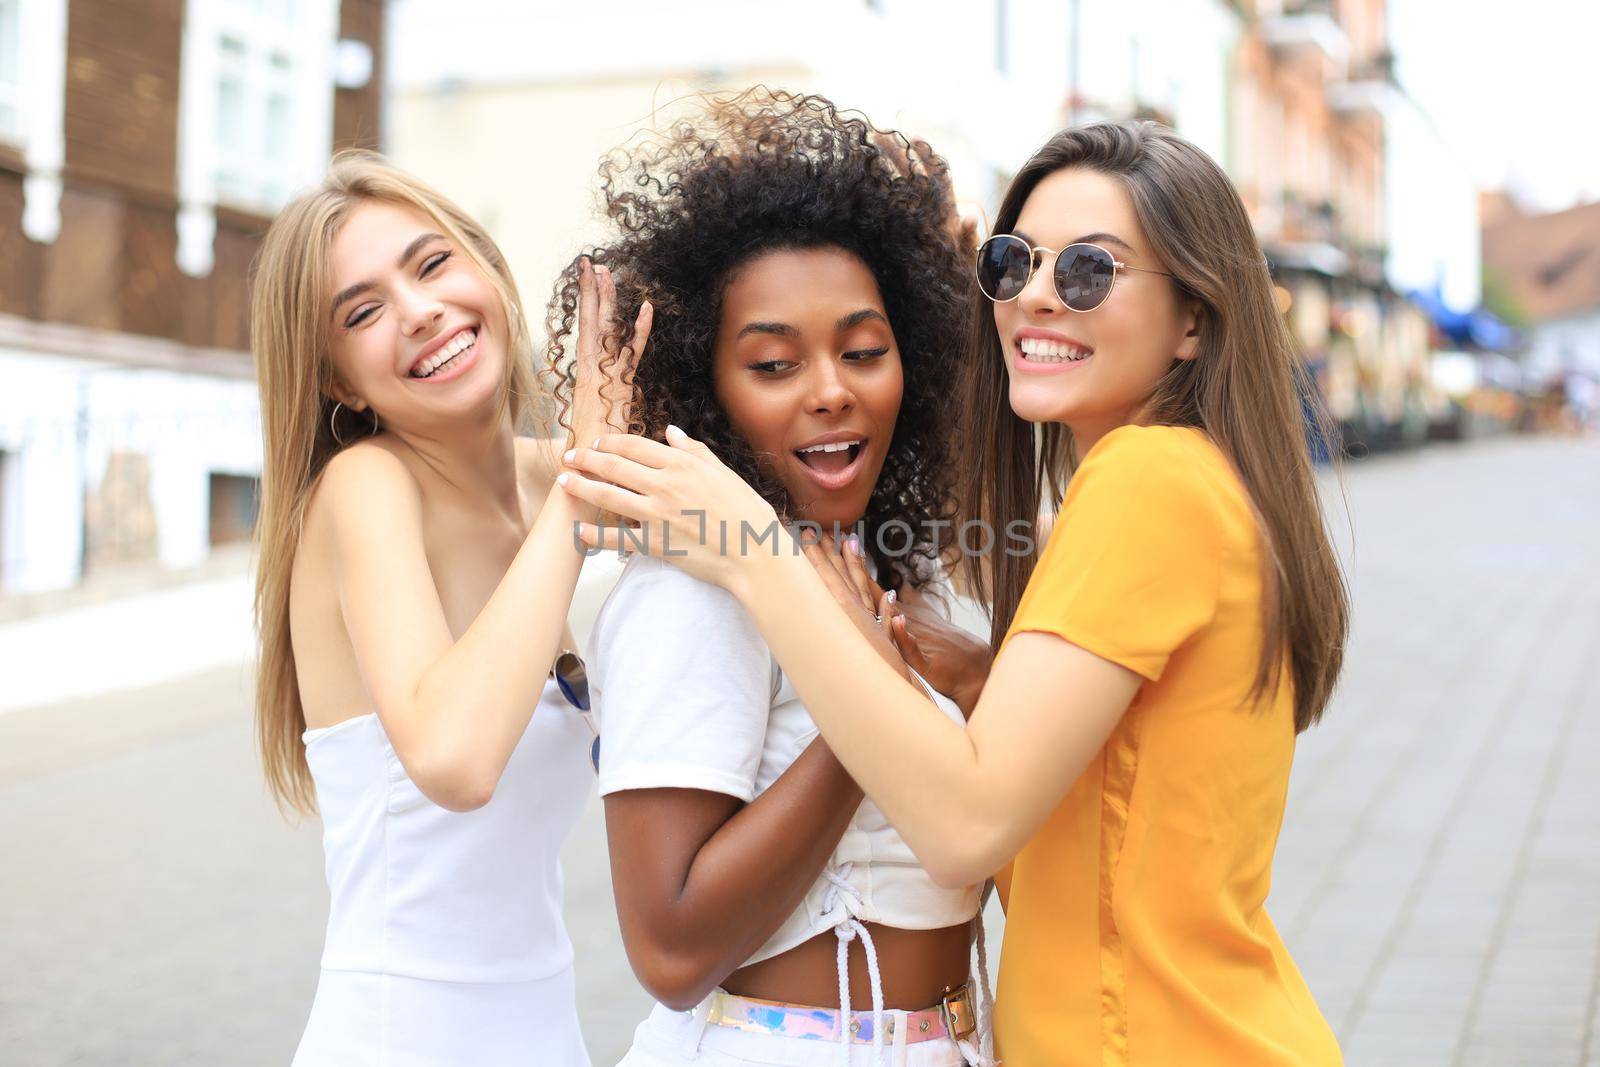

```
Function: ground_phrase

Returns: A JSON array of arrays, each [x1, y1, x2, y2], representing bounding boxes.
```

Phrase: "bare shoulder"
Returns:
[[515, 434, 563, 497], [309, 437, 424, 526]]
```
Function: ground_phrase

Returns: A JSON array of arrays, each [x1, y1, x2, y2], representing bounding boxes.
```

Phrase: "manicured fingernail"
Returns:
[[556, 473, 569, 487], [886, 589, 897, 604], [846, 535, 862, 557], [563, 449, 575, 464], [591, 437, 601, 449], [666, 424, 686, 442]]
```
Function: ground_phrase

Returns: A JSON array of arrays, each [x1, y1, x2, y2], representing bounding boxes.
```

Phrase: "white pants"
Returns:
[[616, 1000, 970, 1067]]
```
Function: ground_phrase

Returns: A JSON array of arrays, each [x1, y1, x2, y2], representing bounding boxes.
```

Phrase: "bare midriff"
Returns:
[[722, 921, 971, 1010]]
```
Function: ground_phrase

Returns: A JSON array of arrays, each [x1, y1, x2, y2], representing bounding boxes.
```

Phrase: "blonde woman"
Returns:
[[251, 151, 647, 1066]]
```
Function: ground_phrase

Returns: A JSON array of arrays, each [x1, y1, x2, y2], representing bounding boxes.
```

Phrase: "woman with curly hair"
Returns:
[[547, 90, 995, 1065]]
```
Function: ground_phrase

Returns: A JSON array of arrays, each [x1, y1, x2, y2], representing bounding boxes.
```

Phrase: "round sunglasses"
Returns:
[[975, 234, 1174, 312]]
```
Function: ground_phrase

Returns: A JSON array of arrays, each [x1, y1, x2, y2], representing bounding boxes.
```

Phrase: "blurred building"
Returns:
[[1232, 0, 1402, 449], [0, 0, 386, 598], [1061, 0, 1241, 163], [388, 0, 1065, 318], [389, 0, 1250, 325], [1482, 195, 1600, 380]]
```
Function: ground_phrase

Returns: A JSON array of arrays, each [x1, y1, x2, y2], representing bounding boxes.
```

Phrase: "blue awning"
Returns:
[[1407, 285, 1519, 352]]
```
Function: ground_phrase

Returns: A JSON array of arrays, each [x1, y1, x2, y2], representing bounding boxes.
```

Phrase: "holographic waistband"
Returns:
[[701, 982, 977, 1045]]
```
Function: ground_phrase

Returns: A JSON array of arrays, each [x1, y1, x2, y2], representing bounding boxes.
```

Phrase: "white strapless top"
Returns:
[[301, 676, 595, 984]]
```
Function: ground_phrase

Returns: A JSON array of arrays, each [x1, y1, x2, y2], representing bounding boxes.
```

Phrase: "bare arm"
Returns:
[[324, 446, 592, 811], [605, 739, 861, 1011], [323, 262, 649, 812], [559, 431, 1140, 885], [733, 546, 1139, 888]]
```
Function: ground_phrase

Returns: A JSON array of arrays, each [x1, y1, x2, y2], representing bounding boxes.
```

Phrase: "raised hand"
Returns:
[[558, 426, 779, 594], [569, 259, 652, 448]]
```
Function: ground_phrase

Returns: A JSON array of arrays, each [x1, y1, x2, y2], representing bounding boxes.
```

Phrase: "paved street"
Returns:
[[2, 432, 1598, 1066]]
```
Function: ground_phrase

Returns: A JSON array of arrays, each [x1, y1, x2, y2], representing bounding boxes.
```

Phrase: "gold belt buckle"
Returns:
[[939, 983, 976, 1041]]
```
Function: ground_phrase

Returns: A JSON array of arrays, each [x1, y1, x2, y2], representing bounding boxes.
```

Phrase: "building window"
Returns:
[[1, 0, 67, 242], [177, 0, 337, 273], [0, 0, 18, 139], [207, 3, 319, 212], [0, 447, 10, 587], [208, 473, 259, 546], [995, 0, 1009, 74]]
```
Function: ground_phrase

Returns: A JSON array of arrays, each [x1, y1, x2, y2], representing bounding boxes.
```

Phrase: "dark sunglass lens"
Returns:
[[554, 652, 591, 711], [1055, 244, 1116, 311], [977, 236, 1032, 301]]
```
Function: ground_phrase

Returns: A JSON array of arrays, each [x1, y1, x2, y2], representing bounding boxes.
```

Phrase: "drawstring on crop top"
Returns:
[[819, 861, 997, 1066], [821, 862, 885, 1063]]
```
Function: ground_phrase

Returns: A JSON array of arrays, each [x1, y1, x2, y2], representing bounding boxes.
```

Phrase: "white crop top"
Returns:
[[587, 553, 984, 969]]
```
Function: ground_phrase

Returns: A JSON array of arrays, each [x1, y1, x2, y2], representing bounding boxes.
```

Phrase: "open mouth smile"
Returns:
[[792, 436, 868, 491], [1013, 332, 1094, 374], [409, 327, 478, 381]]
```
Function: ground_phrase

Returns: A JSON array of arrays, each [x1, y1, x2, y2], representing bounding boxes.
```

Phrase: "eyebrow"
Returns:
[[734, 308, 888, 342], [735, 321, 801, 341], [329, 232, 447, 320], [1013, 229, 1138, 255], [836, 308, 888, 331]]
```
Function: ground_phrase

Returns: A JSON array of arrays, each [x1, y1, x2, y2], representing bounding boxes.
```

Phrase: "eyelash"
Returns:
[[343, 251, 453, 329], [751, 347, 889, 374]]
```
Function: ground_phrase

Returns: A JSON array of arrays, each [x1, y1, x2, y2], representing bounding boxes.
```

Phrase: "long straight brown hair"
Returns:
[[250, 150, 538, 816], [961, 121, 1348, 732]]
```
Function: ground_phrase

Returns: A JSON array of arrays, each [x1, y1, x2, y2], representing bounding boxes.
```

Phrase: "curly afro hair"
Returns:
[[545, 88, 971, 592]]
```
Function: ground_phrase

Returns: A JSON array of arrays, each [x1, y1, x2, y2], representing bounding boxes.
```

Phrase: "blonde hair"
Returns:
[[250, 150, 538, 815]]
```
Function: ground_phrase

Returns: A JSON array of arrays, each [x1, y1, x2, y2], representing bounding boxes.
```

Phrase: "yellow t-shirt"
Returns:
[[994, 424, 1341, 1067]]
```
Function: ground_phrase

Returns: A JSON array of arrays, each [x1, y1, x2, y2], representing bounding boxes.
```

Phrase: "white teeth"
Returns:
[[797, 440, 862, 454], [413, 330, 476, 378], [1018, 336, 1090, 363]]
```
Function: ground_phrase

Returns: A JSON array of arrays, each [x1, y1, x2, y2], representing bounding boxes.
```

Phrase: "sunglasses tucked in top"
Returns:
[[975, 234, 1175, 312], [550, 650, 599, 773]]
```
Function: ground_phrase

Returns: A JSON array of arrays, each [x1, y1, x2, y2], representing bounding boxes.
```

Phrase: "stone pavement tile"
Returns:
[[1349, 1003, 1471, 1037], [1461, 1047, 1585, 1067], [1343, 1026, 1463, 1066], [1464, 1020, 1587, 1052]]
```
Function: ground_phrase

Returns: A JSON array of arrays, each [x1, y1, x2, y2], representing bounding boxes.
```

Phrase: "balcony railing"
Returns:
[[1330, 47, 1395, 119], [1260, 0, 1350, 70]]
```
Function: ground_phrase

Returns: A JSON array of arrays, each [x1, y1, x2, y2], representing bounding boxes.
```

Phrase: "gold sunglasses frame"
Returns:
[[975, 235, 1175, 312]]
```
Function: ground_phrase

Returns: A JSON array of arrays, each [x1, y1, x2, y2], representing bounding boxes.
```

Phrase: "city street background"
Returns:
[[2, 0, 1598, 1064], [3, 433, 1598, 1066]]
